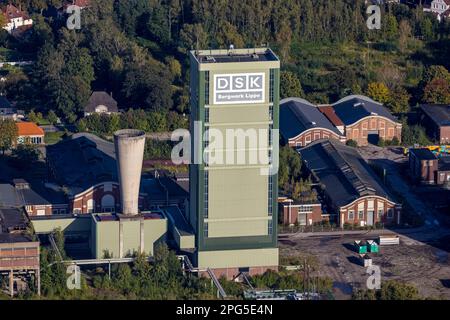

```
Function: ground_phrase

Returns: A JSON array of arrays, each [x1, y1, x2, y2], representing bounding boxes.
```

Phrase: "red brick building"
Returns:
[[278, 197, 323, 226], [0, 207, 40, 297], [280, 98, 345, 148], [409, 148, 450, 186], [320, 95, 402, 146], [419, 104, 450, 144], [299, 139, 401, 227]]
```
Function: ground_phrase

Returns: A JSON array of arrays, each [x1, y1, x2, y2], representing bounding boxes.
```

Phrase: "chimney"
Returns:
[[114, 129, 146, 216]]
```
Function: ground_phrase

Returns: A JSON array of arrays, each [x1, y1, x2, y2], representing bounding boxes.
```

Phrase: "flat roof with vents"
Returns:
[[193, 48, 279, 64]]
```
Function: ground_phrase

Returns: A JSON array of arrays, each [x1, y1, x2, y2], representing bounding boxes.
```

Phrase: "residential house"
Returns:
[[1, 4, 33, 33], [16, 122, 45, 145], [84, 91, 119, 116]]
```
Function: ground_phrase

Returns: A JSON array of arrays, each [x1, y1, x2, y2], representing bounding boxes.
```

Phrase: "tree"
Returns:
[[398, 20, 411, 53], [0, 119, 18, 154], [422, 78, 450, 104], [383, 14, 398, 41], [353, 280, 421, 300], [422, 65, 450, 85], [346, 139, 358, 148], [386, 86, 411, 114], [279, 145, 302, 192], [419, 17, 433, 41], [10, 144, 41, 169], [214, 21, 244, 48], [276, 21, 293, 61], [122, 46, 173, 111], [401, 123, 431, 146], [280, 71, 304, 99], [47, 110, 58, 125], [366, 82, 390, 104], [179, 23, 208, 50]]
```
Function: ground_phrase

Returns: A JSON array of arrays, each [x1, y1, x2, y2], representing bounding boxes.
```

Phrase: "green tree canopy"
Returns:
[[0, 119, 18, 153], [280, 71, 304, 99]]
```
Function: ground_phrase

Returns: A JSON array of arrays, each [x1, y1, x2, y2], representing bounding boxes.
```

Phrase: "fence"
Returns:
[[278, 223, 385, 234]]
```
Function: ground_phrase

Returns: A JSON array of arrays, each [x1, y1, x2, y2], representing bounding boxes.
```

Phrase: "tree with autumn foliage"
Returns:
[[366, 82, 390, 104]]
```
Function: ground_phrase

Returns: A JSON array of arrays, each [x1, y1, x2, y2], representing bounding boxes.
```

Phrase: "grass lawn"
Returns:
[[45, 131, 65, 145]]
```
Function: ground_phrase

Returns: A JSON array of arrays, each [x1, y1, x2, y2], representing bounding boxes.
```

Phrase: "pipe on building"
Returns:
[[114, 129, 146, 216]]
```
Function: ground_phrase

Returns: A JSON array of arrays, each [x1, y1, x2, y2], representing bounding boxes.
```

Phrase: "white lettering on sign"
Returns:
[[213, 73, 265, 104]]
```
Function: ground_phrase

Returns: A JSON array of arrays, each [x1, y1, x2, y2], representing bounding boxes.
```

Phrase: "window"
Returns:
[[204, 71, 210, 104], [52, 209, 59, 215], [358, 210, 364, 220], [73, 209, 81, 214], [268, 219, 273, 235], [204, 107, 209, 123], [268, 175, 273, 216], [387, 208, 394, 218], [59, 209, 66, 214], [378, 209, 383, 219], [204, 171, 209, 219], [268, 124, 273, 147], [348, 210, 355, 220], [269, 105, 273, 121], [299, 205, 313, 213], [204, 222, 209, 238], [269, 69, 275, 102]]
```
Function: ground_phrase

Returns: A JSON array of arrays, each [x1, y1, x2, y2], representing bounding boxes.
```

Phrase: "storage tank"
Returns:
[[114, 129, 146, 216]]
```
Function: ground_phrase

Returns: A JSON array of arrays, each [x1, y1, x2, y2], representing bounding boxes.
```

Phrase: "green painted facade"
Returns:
[[92, 216, 168, 258], [31, 216, 92, 234], [189, 48, 280, 268]]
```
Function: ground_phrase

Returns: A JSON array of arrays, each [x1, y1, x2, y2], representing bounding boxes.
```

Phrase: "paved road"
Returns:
[[359, 146, 444, 229]]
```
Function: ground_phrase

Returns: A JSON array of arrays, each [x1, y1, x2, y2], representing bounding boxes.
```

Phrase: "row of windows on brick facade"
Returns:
[[347, 208, 394, 220]]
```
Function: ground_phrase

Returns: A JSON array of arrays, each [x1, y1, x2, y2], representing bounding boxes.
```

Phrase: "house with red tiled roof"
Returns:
[[16, 122, 45, 145], [1, 4, 33, 33]]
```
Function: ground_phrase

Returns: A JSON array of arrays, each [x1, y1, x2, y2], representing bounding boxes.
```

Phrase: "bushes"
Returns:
[[346, 139, 358, 148], [353, 280, 422, 300], [251, 269, 332, 294], [144, 140, 173, 160], [76, 110, 188, 135]]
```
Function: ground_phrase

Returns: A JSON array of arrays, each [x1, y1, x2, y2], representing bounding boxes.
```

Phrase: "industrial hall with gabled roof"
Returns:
[[280, 95, 402, 148], [280, 97, 345, 148], [298, 139, 402, 228]]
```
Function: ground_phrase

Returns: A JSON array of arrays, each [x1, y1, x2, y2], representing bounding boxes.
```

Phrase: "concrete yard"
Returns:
[[279, 230, 450, 300]]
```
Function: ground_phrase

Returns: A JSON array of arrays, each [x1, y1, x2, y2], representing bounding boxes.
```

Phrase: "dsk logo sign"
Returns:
[[214, 73, 265, 105]]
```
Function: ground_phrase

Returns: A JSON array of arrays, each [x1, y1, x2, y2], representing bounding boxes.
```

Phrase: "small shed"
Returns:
[[367, 240, 379, 253], [354, 240, 367, 254]]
